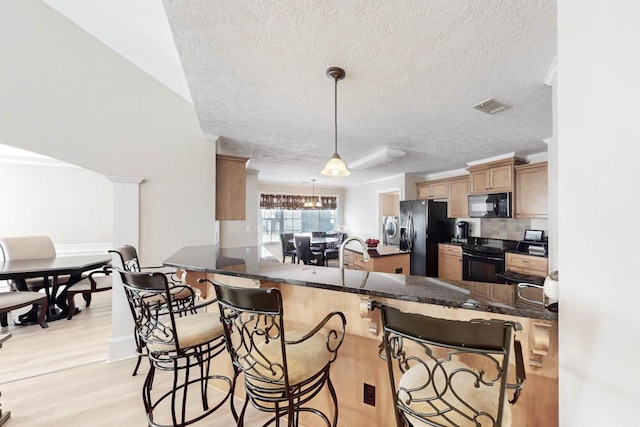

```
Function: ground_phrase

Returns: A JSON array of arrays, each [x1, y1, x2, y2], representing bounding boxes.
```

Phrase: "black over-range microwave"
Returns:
[[468, 192, 511, 218]]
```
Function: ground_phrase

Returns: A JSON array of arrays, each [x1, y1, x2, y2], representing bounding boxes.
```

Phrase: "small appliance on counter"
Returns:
[[451, 221, 470, 244], [515, 229, 548, 256]]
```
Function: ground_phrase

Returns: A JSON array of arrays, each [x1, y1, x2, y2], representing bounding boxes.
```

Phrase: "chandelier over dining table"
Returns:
[[303, 179, 322, 208]]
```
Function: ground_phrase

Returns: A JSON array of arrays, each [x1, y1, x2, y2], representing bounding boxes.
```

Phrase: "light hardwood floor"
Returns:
[[0, 291, 272, 426]]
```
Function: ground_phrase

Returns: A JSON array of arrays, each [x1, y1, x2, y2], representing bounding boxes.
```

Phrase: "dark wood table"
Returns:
[[289, 236, 338, 245], [0, 254, 111, 324]]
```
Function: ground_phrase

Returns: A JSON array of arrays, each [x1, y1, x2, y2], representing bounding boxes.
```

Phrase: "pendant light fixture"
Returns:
[[303, 179, 323, 208], [321, 66, 350, 177]]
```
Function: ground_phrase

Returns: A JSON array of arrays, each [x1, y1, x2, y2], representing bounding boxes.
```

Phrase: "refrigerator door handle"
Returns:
[[407, 214, 413, 251]]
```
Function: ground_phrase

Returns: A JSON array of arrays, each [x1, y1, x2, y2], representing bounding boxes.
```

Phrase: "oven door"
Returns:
[[462, 250, 505, 283]]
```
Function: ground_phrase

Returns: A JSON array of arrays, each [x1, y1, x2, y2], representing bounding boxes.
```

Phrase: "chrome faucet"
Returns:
[[339, 236, 371, 268]]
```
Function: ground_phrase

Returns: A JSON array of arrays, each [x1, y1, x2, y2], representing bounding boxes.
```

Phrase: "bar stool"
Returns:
[[373, 302, 525, 427], [110, 245, 196, 376], [117, 269, 236, 427], [207, 280, 346, 427]]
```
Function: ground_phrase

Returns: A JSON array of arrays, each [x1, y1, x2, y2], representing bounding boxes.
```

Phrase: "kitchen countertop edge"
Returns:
[[164, 245, 557, 322]]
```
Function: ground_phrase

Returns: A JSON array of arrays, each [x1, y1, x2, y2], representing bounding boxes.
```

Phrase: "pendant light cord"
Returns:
[[334, 77, 338, 154]]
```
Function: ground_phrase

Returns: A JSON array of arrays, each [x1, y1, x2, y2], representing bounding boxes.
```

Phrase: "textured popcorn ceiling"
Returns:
[[163, 0, 556, 187]]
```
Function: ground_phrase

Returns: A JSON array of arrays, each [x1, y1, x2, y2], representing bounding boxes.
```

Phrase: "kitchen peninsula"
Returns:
[[165, 245, 558, 427], [342, 244, 410, 274]]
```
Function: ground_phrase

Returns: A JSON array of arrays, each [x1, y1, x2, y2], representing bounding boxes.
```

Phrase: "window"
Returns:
[[259, 193, 338, 243]]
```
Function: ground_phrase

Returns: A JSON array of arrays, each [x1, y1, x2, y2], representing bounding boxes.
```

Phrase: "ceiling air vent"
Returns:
[[473, 98, 507, 114]]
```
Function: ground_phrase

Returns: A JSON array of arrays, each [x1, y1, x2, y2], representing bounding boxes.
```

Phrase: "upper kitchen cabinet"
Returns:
[[515, 162, 548, 218], [216, 154, 249, 220], [468, 158, 525, 195], [447, 177, 469, 218], [417, 178, 449, 200]]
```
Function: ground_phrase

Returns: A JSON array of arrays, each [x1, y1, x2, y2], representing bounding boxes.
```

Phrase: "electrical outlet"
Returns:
[[364, 383, 375, 406]]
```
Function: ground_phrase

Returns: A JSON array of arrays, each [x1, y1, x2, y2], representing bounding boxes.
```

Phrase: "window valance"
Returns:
[[260, 193, 337, 210]]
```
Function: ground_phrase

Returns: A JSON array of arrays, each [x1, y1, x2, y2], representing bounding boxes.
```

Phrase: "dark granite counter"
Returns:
[[344, 244, 410, 258], [506, 249, 549, 258], [164, 245, 557, 321]]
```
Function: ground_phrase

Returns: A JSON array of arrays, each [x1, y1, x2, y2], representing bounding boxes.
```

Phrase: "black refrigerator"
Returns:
[[399, 200, 455, 277]]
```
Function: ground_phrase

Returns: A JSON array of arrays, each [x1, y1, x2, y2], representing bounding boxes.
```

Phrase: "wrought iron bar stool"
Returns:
[[117, 269, 236, 427], [110, 245, 196, 376], [205, 279, 346, 427], [373, 302, 526, 427]]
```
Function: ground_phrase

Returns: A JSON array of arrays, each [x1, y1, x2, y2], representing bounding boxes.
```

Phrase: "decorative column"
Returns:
[[107, 176, 143, 362]]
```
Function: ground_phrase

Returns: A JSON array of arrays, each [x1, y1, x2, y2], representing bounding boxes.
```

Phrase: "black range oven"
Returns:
[[462, 239, 517, 283]]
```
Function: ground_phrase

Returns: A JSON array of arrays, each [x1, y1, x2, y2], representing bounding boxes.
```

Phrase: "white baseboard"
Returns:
[[107, 335, 137, 363]]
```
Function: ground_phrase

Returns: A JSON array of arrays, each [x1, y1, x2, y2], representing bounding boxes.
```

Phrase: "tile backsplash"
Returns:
[[479, 218, 542, 241]]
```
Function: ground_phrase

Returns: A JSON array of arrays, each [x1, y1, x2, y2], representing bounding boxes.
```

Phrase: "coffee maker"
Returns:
[[455, 221, 470, 241]]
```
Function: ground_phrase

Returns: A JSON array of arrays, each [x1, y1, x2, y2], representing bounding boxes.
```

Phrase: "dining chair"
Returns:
[[0, 236, 68, 324], [373, 302, 526, 427], [117, 269, 235, 427], [311, 231, 327, 252], [279, 233, 297, 263], [294, 236, 324, 266], [110, 245, 196, 377], [324, 232, 347, 266], [65, 264, 113, 320], [0, 290, 48, 329], [210, 282, 346, 426], [0, 236, 62, 292]]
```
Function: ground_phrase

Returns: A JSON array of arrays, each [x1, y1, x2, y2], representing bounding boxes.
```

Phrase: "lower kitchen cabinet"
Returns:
[[343, 248, 410, 274], [438, 243, 462, 281], [505, 252, 548, 278]]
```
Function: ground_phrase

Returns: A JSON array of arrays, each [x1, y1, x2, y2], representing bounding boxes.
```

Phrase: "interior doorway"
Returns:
[[377, 188, 401, 243]]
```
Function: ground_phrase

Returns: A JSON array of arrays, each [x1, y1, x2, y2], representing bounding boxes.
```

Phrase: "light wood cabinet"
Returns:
[[468, 158, 524, 194], [417, 179, 449, 200], [343, 249, 410, 274], [216, 154, 249, 220], [515, 162, 548, 218], [506, 252, 548, 278], [438, 243, 463, 281], [447, 177, 469, 218]]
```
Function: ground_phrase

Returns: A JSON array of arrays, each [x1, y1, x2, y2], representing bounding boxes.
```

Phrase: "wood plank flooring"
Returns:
[[0, 292, 273, 426]]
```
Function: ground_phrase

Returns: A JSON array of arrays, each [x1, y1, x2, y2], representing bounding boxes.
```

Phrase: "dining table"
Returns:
[[0, 254, 111, 324], [288, 236, 338, 245]]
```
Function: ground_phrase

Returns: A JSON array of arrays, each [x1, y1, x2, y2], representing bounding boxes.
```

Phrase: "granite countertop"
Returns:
[[164, 245, 557, 321], [506, 249, 549, 258], [344, 244, 410, 257]]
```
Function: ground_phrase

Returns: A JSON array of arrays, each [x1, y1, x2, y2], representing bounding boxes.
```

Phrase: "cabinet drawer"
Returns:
[[506, 253, 548, 276], [439, 243, 462, 256], [352, 253, 366, 268]]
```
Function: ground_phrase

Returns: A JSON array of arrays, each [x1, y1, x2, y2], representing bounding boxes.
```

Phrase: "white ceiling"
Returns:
[[43, 0, 557, 188]]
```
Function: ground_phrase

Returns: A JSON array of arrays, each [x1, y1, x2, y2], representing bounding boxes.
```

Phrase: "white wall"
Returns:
[[0, 0, 216, 265], [344, 174, 405, 240], [558, 1, 639, 424], [0, 161, 112, 248]]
